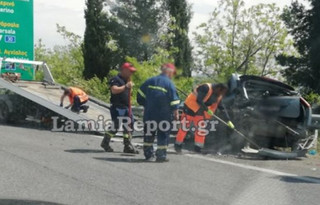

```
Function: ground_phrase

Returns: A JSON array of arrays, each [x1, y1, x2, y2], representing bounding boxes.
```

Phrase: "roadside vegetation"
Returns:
[[35, 0, 320, 105], [34, 1, 291, 100], [35, 0, 320, 112], [34, 0, 320, 151]]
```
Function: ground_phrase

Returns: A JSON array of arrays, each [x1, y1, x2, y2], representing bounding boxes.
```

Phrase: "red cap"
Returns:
[[162, 63, 176, 75], [121, 62, 137, 72]]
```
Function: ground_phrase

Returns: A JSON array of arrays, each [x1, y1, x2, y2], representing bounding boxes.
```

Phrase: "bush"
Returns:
[[126, 52, 194, 104], [70, 77, 110, 103], [303, 92, 320, 105]]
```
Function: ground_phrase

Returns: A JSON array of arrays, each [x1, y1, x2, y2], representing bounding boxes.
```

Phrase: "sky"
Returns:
[[34, 0, 301, 48]]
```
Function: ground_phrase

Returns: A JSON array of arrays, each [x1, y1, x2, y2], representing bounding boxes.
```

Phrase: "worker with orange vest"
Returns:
[[175, 83, 234, 153], [60, 87, 89, 114]]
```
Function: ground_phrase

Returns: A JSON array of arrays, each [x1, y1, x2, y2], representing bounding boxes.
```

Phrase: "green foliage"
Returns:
[[303, 92, 320, 105], [173, 77, 194, 100], [72, 76, 110, 102], [35, 26, 111, 102], [167, 0, 193, 77], [278, 0, 320, 93], [35, 24, 193, 105], [123, 48, 194, 104], [111, 0, 166, 61], [125, 54, 167, 103], [83, 0, 119, 79], [193, 0, 293, 81], [34, 34, 84, 85], [81, 0, 195, 80]]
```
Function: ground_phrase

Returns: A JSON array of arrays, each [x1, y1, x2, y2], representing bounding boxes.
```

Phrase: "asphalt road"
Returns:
[[0, 125, 319, 205]]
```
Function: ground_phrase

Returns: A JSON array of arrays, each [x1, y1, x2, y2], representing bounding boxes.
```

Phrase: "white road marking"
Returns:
[[185, 154, 320, 183], [186, 154, 297, 176], [90, 135, 320, 184]]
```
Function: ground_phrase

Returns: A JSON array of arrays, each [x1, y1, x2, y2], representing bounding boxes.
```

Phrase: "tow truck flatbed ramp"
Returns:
[[0, 78, 111, 132], [0, 58, 111, 132]]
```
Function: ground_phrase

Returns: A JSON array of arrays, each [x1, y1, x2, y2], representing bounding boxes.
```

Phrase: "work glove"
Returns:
[[227, 121, 235, 129], [207, 109, 214, 116]]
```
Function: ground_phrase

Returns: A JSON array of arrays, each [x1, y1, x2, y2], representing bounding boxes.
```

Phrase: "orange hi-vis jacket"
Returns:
[[184, 83, 222, 119], [68, 87, 89, 104]]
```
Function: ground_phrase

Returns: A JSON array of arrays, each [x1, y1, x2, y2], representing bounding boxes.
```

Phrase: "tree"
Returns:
[[109, 0, 166, 61], [35, 25, 84, 84], [83, 0, 119, 79], [309, 0, 320, 91], [166, 0, 193, 77], [279, 0, 320, 92], [35, 25, 112, 102], [277, 1, 313, 89], [193, 0, 292, 80]]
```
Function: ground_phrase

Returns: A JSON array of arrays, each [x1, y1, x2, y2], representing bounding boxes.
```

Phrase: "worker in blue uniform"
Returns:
[[137, 63, 180, 162]]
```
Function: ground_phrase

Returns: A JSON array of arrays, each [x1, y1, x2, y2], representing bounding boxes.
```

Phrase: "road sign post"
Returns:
[[0, 0, 34, 80]]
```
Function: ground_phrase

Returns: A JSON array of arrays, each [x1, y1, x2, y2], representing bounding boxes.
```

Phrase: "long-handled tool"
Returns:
[[128, 78, 133, 126], [177, 87, 260, 149], [211, 114, 303, 159], [275, 120, 301, 137], [212, 114, 260, 149], [176, 86, 303, 159]]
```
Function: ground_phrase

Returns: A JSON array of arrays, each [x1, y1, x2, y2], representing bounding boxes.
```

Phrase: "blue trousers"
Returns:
[[143, 120, 171, 160], [110, 105, 133, 135]]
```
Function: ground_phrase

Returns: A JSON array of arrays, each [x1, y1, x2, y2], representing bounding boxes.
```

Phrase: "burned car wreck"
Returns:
[[220, 74, 318, 158]]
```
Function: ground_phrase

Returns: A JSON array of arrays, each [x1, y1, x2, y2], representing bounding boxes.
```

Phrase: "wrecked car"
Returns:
[[222, 74, 318, 157]]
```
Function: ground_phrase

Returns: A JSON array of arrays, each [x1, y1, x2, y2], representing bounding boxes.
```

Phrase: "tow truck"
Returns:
[[0, 58, 111, 132]]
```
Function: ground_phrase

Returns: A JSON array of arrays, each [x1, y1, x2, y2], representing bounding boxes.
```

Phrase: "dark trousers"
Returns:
[[71, 96, 87, 112], [110, 105, 133, 136], [143, 120, 171, 160]]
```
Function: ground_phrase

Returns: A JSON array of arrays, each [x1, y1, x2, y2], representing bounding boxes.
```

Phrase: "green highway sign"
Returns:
[[0, 0, 34, 80]]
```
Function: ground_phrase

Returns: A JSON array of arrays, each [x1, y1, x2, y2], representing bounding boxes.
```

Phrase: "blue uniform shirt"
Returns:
[[137, 74, 180, 121]]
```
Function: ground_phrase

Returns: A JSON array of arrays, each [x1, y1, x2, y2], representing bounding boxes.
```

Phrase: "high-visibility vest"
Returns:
[[185, 83, 222, 117], [69, 87, 89, 104], [203, 97, 222, 119]]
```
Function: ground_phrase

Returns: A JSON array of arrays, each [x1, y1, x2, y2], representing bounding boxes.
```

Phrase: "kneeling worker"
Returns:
[[175, 83, 233, 153], [60, 87, 89, 114]]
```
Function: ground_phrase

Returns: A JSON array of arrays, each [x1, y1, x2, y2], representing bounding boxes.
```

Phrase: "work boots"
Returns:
[[101, 133, 139, 154], [101, 134, 114, 152], [174, 144, 182, 154], [123, 138, 139, 154], [194, 145, 202, 153], [82, 105, 89, 113]]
